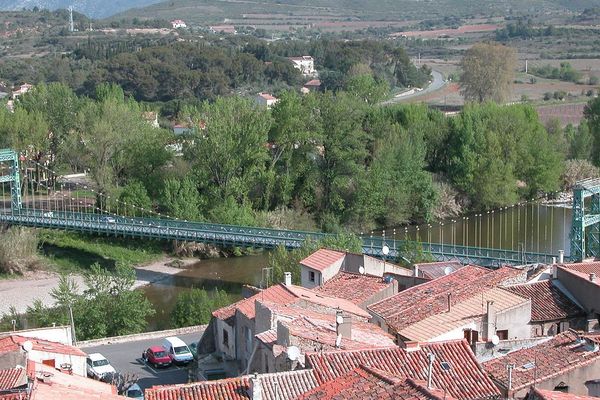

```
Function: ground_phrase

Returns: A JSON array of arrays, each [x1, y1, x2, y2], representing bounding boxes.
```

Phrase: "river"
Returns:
[[143, 202, 573, 329]]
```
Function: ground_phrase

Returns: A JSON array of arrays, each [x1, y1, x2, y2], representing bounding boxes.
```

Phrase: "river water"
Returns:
[[143, 202, 574, 329], [142, 253, 269, 330]]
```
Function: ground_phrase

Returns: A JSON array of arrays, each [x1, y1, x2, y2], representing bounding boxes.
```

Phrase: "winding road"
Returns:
[[381, 69, 446, 105]]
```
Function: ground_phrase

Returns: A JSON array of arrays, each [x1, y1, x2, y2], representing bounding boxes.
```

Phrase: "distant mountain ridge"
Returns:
[[0, 0, 164, 18]]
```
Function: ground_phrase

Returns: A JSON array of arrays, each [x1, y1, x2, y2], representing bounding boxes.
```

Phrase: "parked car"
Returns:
[[162, 337, 193, 365], [100, 216, 116, 223], [42, 211, 54, 217], [86, 353, 116, 381], [142, 346, 171, 368], [125, 383, 144, 400]]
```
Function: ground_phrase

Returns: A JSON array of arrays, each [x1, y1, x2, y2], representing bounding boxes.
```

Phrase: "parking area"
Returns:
[[81, 331, 203, 391]]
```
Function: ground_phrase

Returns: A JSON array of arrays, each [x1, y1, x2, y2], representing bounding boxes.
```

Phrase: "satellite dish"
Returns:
[[22, 341, 33, 353], [358, 266, 365, 275], [336, 314, 344, 325], [287, 346, 301, 361], [491, 335, 500, 345], [382, 245, 390, 255], [444, 266, 453, 276]]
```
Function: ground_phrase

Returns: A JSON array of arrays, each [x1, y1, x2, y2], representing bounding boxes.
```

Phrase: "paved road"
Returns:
[[381, 69, 446, 105], [81, 331, 204, 391]]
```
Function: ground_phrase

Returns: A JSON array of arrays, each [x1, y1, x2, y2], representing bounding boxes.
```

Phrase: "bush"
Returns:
[[171, 288, 231, 328], [0, 227, 41, 275], [561, 159, 600, 190]]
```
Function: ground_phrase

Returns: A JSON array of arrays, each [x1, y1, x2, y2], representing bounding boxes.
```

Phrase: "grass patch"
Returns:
[[39, 230, 166, 274]]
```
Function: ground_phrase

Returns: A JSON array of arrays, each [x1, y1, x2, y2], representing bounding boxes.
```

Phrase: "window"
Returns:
[[496, 330, 508, 340], [554, 383, 569, 393], [223, 329, 229, 347], [309, 271, 315, 282], [244, 326, 252, 352], [464, 329, 479, 344]]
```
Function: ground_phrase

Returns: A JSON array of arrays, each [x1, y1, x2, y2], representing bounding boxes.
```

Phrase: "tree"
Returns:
[[584, 97, 600, 166], [459, 42, 516, 103], [171, 288, 230, 328], [118, 181, 153, 216], [161, 177, 202, 220]]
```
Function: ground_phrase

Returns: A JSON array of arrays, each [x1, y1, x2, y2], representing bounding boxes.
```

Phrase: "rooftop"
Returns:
[[0, 367, 27, 390], [257, 92, 277, 101], [398, 287, 530, 342], [505, 280, 583, 322], [558, 262, 600, 286], [212, 283, 369, 323], [0, 335, 86, 357], [306, 339, 501, 400], [532, 388, 600, 400], [413, 261, 465, 280], [304, 79, 321, 87], [299, 249, 345, 272], [482, 330, 600, 392], [368, 265, 525, 333], [313, 271, 392, 305], [146, 369, 318, 400]]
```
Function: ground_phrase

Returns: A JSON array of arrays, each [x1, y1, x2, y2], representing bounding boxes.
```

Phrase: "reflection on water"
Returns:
[[375, 203, 573, 257], [142, 253, 269, 330]]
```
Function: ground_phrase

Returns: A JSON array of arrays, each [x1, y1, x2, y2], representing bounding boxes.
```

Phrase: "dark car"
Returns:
[[142, 346, 171, 368]]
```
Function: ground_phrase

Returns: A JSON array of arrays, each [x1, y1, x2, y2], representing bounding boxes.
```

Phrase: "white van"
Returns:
[[162, 337, 193, 364]]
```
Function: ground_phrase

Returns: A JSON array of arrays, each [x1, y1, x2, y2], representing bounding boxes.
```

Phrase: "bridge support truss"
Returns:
[[0, 149, 21, 211], [570, 179, 600, 261]]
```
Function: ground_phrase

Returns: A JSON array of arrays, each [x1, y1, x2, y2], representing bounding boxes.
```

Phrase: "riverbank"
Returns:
[[0, 256, 198, 315]]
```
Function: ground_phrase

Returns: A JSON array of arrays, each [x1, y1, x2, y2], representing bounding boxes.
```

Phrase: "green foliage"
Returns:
[[269, 233, 362, 285], [530, 62, 582, 83], [0, 227, 41, 275], [118, 181, 153, 216], [161, 177, 203, 220], [565, 121, 594, 160], [584, 97, 600, 167], [171, 288, 231, 328], [24, 263, 154, 340], [346, 74, 389, 104]]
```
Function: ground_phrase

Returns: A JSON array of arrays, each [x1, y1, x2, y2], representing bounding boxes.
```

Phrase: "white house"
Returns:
[[255, 92, 279, 108], [289, 56, 315, 76], [171, 19, 187, 29]]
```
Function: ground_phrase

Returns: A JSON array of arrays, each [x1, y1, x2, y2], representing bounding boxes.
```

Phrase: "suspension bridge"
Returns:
[[1, 149, 599, 267]]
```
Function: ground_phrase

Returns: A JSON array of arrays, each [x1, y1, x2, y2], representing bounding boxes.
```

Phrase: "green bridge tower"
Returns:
[[0, 149, 22, 211], [570, 178, 600, 262]]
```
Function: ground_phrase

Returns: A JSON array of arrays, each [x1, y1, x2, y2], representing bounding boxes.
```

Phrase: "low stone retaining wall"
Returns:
[[77, 324, 207, 348]]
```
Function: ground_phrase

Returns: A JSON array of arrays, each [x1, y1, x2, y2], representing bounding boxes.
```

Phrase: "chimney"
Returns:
[[427, 353, 435, 389], [401, 341, 421, 352], [552, 257, 556, 265], [552, 264, 558, 279], [284, 272, 292, 286], [484, 301, 496, 342], [249, 373, 262, 400], [590, 273, 596, 282], [336, 310, 352, 340], [507, 364, 514, 391], [414, 265, 419, 277], [558, 250, 564, 264], [447, 293, 452, 312]]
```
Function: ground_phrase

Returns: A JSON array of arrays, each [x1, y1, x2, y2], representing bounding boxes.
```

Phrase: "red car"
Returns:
[[142, 346, 172, 368]]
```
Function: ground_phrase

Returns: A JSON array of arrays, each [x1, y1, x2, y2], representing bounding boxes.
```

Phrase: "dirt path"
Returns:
[[0, 257, 197, 316]]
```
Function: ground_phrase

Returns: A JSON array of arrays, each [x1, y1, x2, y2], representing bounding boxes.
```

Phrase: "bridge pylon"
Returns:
[[570, 178, 600, 261], [0, 149, 22, 211]]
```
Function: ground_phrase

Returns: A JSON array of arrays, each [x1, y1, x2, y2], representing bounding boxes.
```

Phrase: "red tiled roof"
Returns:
[[505, 280, 582, 322], [256, 329, 277, 347], [368, 266, 524, 333], [532, 388, 599, 400], [483, 330, 600, 392], [0, 336, 86, 357], [306, 340, 501, 400], [414, 261, 465, 280], [284, 285, 370, 318], [300, 249, 345, 272], [146, 369, 318, 400], [313, 272, 392, 305], [257, 93, 277, 101], [212, 284, 299, 321], [304, 79, 321, 87], [558, 262, 600, 286], [0, 368, 26, 390]]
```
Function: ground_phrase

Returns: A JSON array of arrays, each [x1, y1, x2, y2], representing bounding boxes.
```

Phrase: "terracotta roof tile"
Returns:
[[0, 368, 26, 390], [146, 369, 318, 400], [212, 284, 299, 320], [283, 285, 370, 319], [299, 249, 345, 272], [558, 262, 600, 286], [414, 261, 465, 280], [306, 340, 501, 400], [505, 280, 583, 322], [483, 330, 600, 391], [398, 287, 530, 342], [0, 336, 86, 357], [368, 266, 525, 334], [532, 388, 600, 400], [313, 272, 392, 305]]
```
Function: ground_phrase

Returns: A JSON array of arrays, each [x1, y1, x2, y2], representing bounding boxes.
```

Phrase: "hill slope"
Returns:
[[0, 0, 163, 18], [112, 0, 600, 25]]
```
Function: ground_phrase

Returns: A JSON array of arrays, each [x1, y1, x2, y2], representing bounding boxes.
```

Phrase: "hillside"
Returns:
[[111, 0, 600, 27], [0, 0, 163, 18]]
